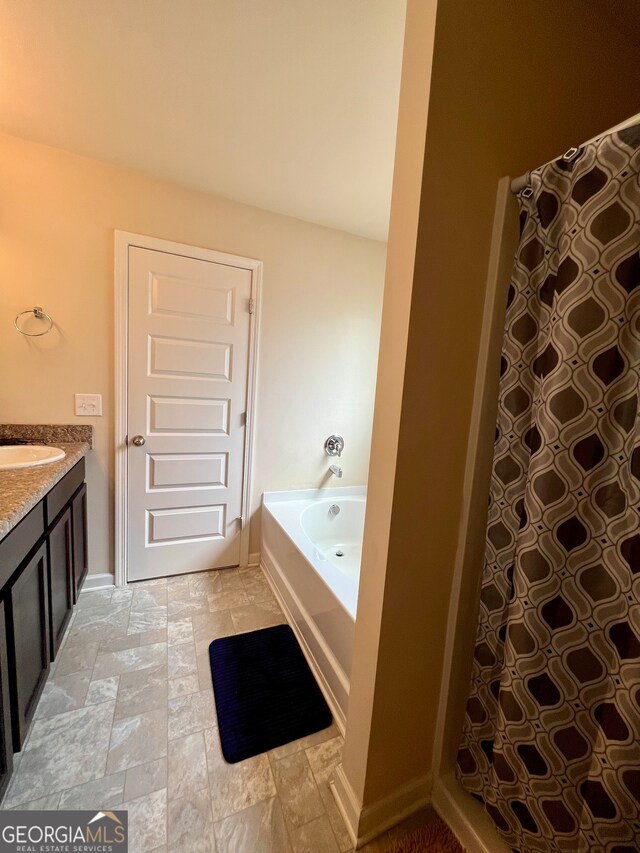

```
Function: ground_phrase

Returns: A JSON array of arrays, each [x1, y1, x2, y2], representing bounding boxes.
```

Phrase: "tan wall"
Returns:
[[343, 0, 640, 822], [341, 0, 438, 808], [0, 132, 385, 574]]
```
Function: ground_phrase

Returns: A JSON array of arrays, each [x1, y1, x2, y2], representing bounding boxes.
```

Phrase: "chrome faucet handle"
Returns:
[[324, 434, 344, 457]]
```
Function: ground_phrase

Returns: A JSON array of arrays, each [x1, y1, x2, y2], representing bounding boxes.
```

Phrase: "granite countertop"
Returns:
[[0, 425, 93, 541]]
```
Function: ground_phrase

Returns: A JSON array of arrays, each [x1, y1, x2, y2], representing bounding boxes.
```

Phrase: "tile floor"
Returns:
[[1, 566, 354, 852], [1, 566, 456, 852]]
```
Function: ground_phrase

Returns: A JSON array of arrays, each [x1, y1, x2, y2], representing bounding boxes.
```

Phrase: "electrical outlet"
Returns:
[[75, 393, 103, 416]]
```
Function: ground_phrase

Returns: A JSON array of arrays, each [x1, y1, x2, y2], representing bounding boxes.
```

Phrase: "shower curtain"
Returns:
[[457, 123, 640, 853]]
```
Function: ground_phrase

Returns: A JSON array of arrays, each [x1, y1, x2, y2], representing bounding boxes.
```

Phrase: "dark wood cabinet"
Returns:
[[5, 541, 50, 752], [45, 459, 84, 528], [47, 506, 74, 660], [71, 483, 88, 603], [0, 600, 14, 799], [0, 458, 88, 771]]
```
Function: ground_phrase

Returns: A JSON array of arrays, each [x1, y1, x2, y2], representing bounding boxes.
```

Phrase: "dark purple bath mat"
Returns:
[[208, 624, 332, 763]]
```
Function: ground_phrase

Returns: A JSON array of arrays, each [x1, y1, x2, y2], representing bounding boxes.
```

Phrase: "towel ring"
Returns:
[[14, 306, 54, 337]]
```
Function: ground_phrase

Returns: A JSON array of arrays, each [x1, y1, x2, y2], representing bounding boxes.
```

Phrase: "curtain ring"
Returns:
[[14, 307, 54, 337]]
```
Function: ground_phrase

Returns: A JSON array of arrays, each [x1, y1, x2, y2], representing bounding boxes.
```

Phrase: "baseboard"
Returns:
[[432, 773, 510, 853], [331, 763, 432, 849], [331, 765, 360, 847], [81, 573, 115, 592], [247, 551, 261, 567], [357, 771, 432, 846]]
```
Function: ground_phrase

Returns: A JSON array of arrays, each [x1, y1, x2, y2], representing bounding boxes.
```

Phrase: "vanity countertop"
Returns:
[[0, 425, 93, 540]]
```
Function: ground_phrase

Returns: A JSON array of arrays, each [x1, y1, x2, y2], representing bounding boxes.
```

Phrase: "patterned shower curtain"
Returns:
[[457, 123, 640, 852]]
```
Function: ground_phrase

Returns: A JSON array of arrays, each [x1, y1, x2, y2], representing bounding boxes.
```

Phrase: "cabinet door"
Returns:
[[47, 507, 74, 660], [0, 600, 14, 799], [71, 483, 88, 602], [6, 542, 50, 751]]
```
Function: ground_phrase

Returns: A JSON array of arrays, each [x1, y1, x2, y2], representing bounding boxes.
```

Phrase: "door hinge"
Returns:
[[238, 516, 244, 529], [240, 411, 247, 426], [248, 298, 255, 314]]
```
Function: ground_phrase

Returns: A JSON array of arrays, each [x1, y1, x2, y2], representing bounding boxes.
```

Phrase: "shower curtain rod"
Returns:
[[510, 110, 640, 194]]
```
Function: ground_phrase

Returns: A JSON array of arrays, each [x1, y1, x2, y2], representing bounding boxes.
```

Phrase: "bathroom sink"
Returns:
[[0, 445, 65, 470]]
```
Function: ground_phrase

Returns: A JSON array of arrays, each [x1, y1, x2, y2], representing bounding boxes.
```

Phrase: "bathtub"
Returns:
[[261, 486, 365, 729]]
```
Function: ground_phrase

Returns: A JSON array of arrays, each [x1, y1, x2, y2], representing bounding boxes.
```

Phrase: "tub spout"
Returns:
[[329, 464, 343, 478]]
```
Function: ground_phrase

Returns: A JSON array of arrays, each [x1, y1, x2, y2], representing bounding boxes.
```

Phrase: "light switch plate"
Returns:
[[75, 393, 103, 416]]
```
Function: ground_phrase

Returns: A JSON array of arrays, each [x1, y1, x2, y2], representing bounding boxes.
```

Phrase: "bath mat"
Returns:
[[386, 818, 464, 852], [208, 624, 332, 763]]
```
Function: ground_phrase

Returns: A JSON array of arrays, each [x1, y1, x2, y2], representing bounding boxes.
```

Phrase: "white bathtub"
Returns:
[[261, 486, 365, 728]]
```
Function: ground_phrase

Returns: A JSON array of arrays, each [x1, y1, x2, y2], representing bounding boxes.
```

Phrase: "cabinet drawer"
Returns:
[[45, 459, 85, 527], [0, 503, 45, 589]]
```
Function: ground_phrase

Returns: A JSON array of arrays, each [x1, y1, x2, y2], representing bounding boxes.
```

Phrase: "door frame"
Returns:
[[114, 231, 262, 588]]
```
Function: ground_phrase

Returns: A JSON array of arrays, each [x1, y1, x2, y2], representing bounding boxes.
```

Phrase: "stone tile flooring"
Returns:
[[1, 567, 353, 852], [1, 566, 458, 852]]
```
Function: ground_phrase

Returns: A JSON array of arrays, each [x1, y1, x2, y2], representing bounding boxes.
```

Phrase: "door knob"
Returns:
[[131, 435, 146, 446]]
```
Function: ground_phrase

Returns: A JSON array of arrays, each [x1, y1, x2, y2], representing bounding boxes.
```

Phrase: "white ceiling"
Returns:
[[0, 0, 406, 241]]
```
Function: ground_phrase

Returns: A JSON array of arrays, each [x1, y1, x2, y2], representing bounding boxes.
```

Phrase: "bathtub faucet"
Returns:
[[329, 464, 343, 478], [324, 434, 344, 457]]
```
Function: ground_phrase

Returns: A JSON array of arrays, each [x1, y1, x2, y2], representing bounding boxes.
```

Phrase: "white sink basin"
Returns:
[[0, 445, 66, 470]]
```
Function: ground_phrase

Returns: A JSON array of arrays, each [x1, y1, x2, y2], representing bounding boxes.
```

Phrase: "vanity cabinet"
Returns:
[[47, 506, 73, 659], [45, 459, 86, 619], [0, 601, 14, 798], [0, 457, 88, 791], [5, 541, 50, 752], [71, 483, 88, 603]]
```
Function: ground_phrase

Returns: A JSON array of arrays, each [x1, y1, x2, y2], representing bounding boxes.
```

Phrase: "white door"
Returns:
[[126, 245, 254, 581]]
